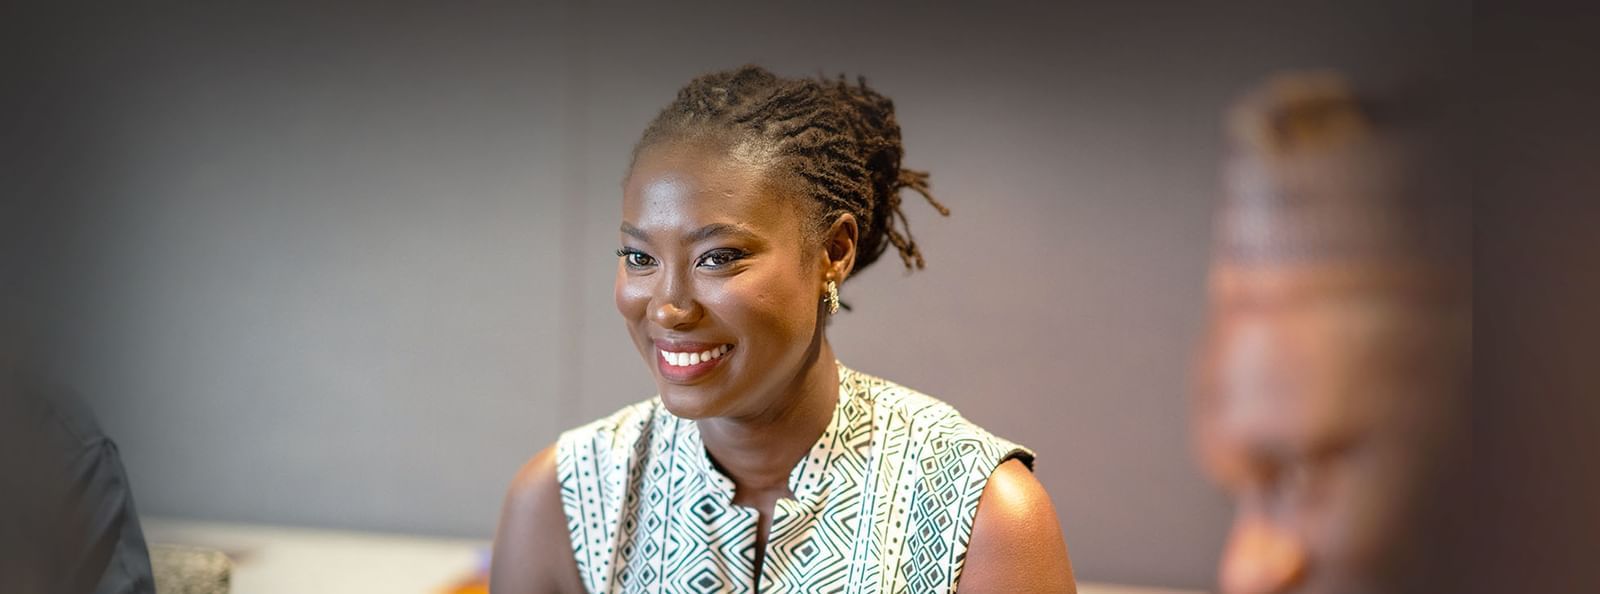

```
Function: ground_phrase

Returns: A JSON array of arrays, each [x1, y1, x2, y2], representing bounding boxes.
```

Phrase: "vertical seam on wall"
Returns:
[[555, 0, 589, 430]]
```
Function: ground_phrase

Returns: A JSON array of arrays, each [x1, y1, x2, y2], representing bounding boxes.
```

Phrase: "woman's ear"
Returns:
[[822, 213, 859, 284]]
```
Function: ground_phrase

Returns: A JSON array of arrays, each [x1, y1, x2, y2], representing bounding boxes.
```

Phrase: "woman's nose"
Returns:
[[650, 278, 703, 330], [1219, 515, 1307, 594]]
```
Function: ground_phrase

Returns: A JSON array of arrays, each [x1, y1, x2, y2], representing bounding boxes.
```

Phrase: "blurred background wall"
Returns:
[[3, 1, 1466, 588]]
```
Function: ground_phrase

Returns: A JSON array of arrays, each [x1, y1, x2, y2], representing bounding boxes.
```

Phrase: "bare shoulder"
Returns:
[[491, 444, 584, 594], [959, 458, 1077, 594]]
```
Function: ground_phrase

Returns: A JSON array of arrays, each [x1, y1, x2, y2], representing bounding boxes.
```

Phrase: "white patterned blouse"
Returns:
[[555, 362, 1034, 594]]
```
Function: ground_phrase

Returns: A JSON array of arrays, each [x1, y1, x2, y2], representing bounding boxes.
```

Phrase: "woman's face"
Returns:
[[616, 141, 830, 420]]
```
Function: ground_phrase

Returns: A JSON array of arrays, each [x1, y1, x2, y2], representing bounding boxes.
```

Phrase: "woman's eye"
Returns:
[[616, 249, 656, 268], [696, 249, 745, 269]]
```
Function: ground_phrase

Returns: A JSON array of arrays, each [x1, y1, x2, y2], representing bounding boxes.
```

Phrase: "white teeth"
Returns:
[[660, 345, 732, 367]]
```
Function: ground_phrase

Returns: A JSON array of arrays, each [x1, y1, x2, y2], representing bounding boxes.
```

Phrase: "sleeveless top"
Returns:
[[556, 362, 1034, 594]]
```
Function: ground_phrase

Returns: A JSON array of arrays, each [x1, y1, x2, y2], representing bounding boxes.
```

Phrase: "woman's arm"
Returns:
[[959, 458, 1077, 593], [490, 445, 585, 594]]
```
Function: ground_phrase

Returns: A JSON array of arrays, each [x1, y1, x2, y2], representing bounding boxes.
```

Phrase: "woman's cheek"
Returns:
[[615, 268, 649, 320], [728, 275, 809, 335], [715, 271, 778, 313]]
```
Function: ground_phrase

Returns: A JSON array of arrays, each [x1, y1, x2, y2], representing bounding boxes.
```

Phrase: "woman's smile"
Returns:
[[654, 339, 735, 383]]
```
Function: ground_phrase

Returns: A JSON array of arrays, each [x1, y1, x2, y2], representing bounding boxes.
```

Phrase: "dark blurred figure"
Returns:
[[0, 342, 156, 593], [1193, 73, 1469, 594], [1477, 3, 1600, 593]]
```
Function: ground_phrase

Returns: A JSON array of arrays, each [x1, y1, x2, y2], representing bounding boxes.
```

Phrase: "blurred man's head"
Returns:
[[1194, 73, 1469, 594]]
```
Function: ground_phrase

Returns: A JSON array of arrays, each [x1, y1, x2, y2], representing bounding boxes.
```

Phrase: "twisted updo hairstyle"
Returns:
[[631, 65, 949, 276]]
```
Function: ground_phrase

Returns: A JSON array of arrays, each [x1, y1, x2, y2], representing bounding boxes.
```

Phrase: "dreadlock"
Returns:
[[631, 65, 950, 276]]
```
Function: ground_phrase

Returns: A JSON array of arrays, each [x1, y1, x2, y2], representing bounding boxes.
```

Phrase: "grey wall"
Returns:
[[6, 1, 1466, 588]]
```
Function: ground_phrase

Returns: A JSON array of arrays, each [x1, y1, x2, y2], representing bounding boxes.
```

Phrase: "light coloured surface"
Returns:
[[1080, 584, 1208, 594], [144, 518, 487, 594], [150, 544, 232, 594], [144, 517, 1202, 594]]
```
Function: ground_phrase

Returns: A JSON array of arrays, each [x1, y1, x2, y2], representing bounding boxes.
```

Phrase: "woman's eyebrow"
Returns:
[[620, 222, 649, 242], [620, 221, 761, 245], [685, 222, 760, 245]]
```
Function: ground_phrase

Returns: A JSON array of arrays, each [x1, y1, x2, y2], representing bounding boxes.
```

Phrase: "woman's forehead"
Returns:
[[627, 139, 771, 193], [622, 147, 805, 240]]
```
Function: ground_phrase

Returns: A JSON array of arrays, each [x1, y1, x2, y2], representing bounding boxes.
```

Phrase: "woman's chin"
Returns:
[[657, 388, 725, 420]]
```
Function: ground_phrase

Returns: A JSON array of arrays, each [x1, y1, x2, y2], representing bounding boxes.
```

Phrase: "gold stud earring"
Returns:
[[824, 280, 840, 315]]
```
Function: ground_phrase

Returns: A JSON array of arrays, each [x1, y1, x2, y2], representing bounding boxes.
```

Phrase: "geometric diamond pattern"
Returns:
[[555, 362, 1034, 593]]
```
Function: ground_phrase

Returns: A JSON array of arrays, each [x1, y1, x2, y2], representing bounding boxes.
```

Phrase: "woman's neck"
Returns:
[[697, 341, 839, 497]]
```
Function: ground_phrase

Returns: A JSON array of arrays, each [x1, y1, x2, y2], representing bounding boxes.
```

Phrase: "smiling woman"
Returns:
[[490, 65, 1075, 594]]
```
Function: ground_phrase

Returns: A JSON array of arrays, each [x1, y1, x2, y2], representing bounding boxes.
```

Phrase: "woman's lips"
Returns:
[[654, 340, 733, 382]]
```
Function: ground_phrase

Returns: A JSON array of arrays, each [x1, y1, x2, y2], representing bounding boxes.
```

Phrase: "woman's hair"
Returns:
[[632, 65, 949, 276]]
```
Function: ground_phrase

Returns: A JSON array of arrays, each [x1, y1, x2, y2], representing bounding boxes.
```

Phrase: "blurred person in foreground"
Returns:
[[0, 337, 156, 593], [1193, 73, 1470, 594]]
